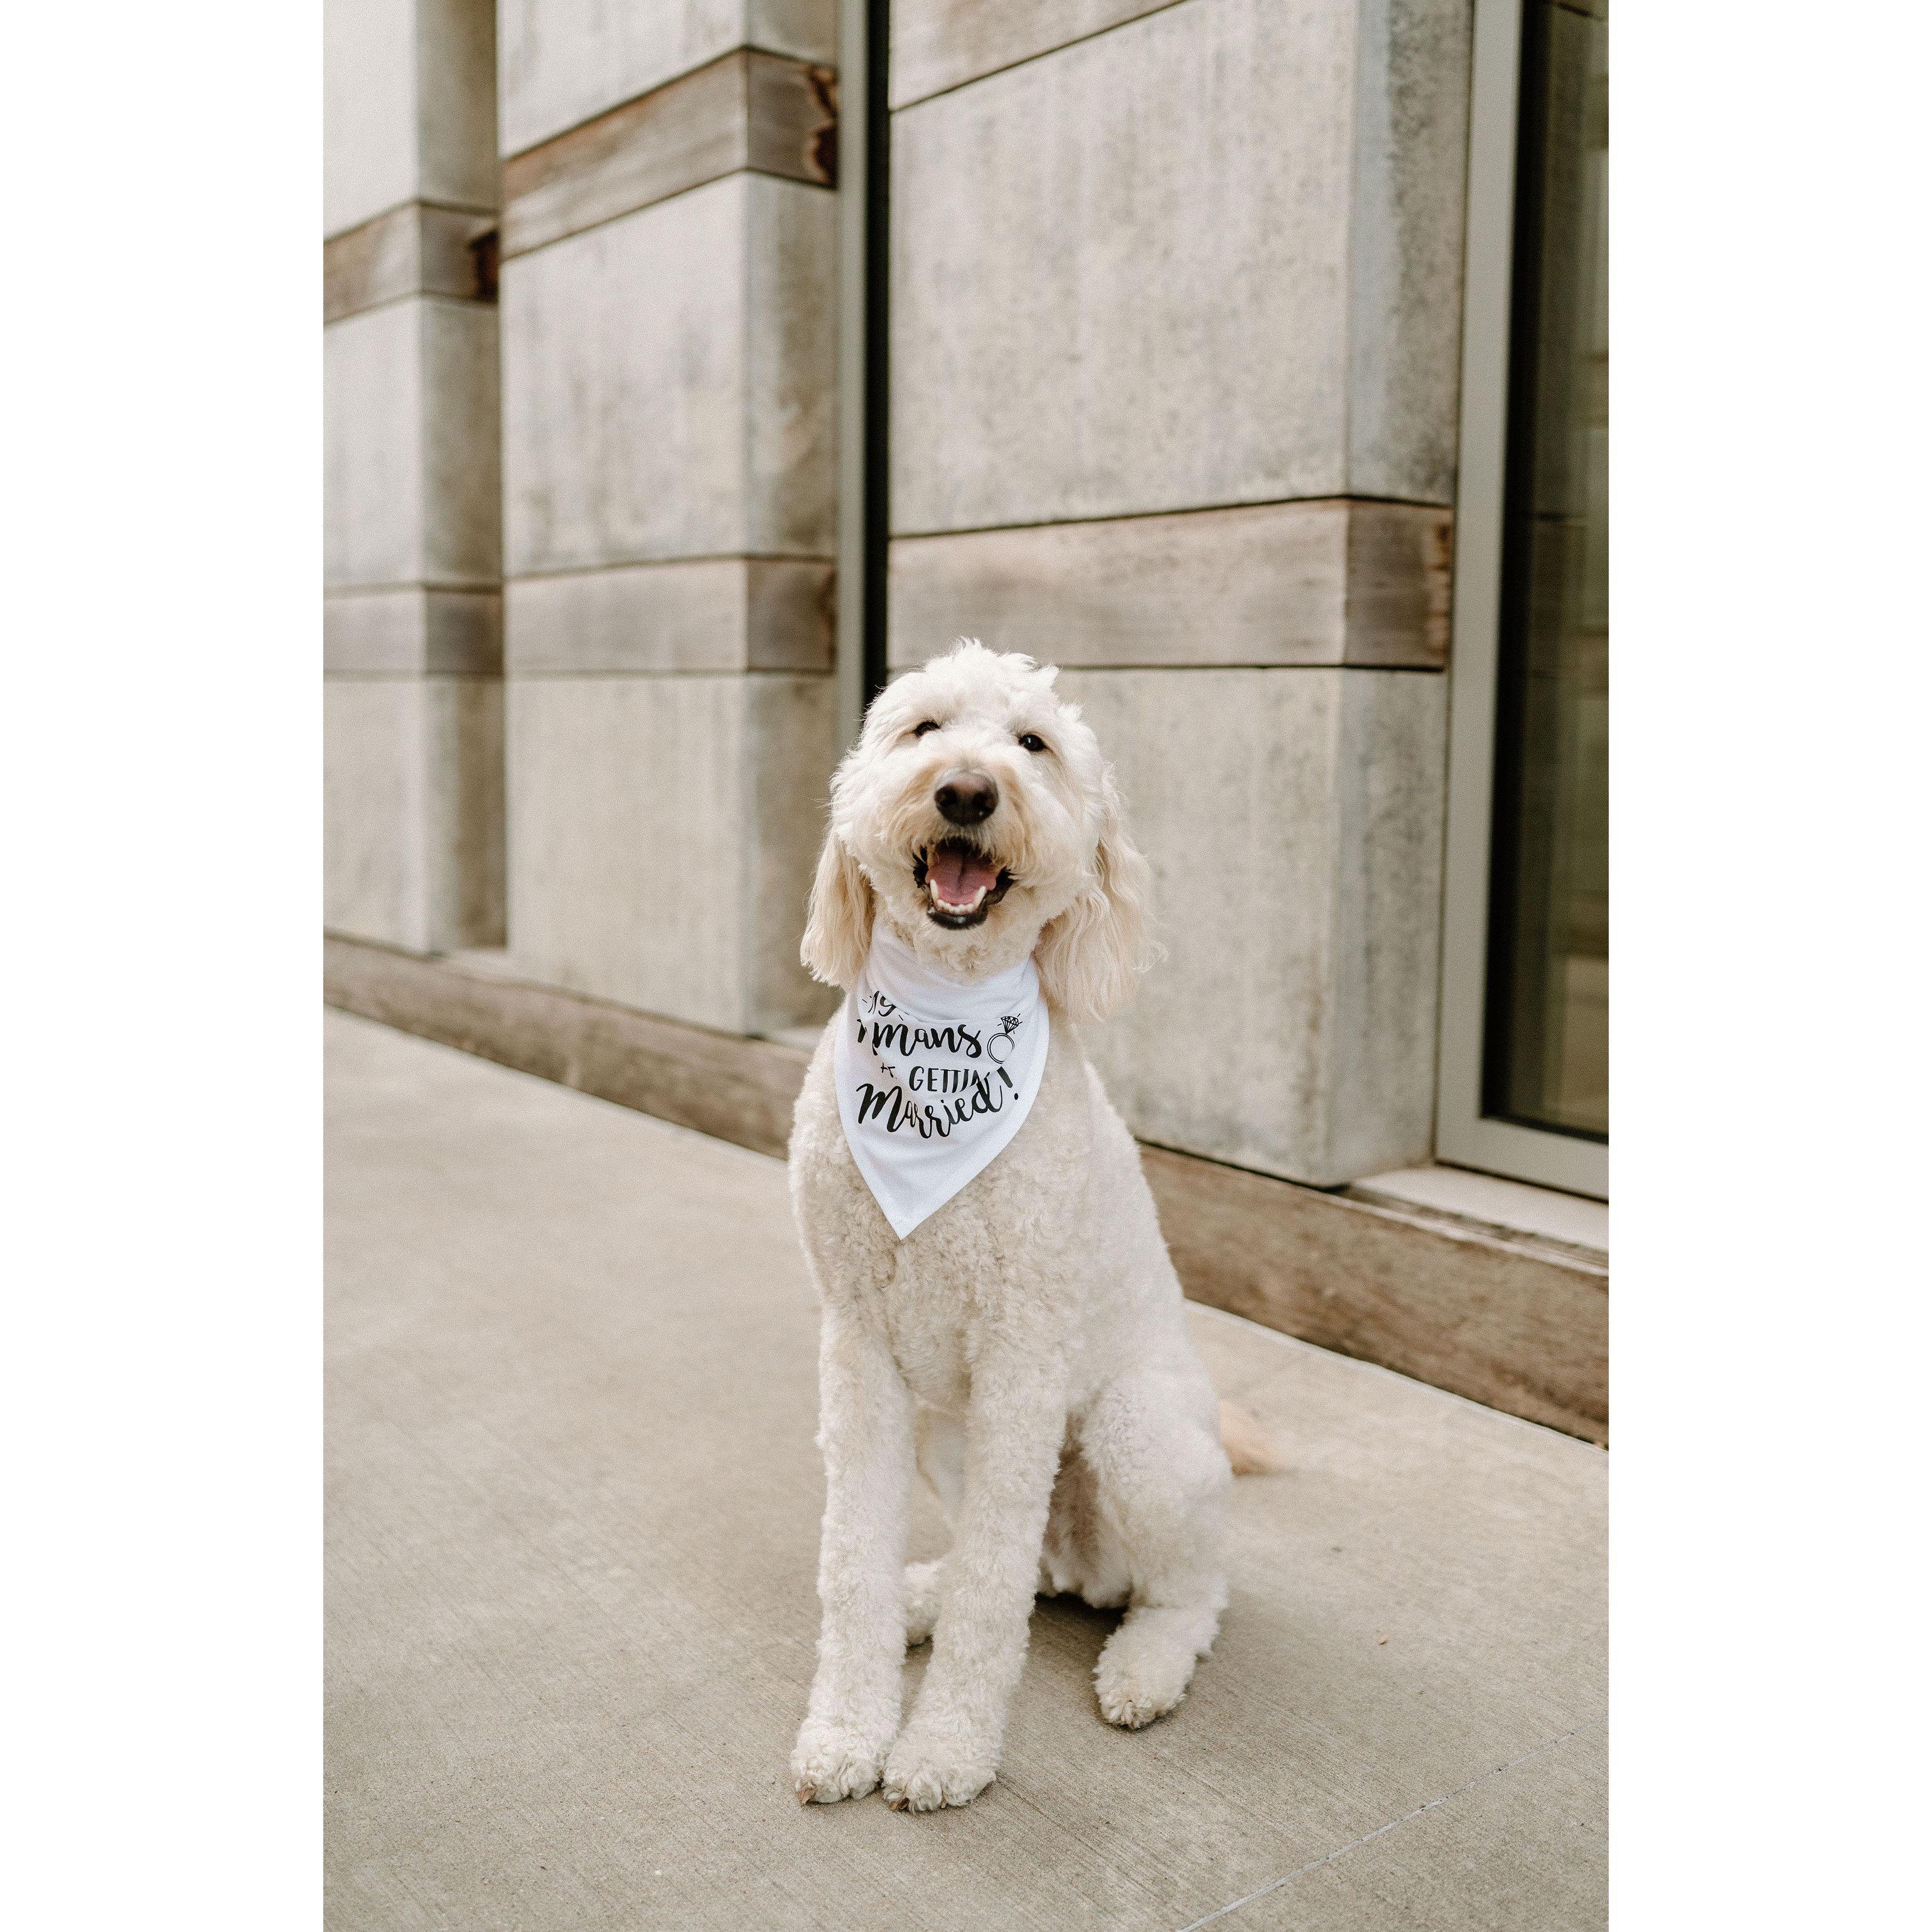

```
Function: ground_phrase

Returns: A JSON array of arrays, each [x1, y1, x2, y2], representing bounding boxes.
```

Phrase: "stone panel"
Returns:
[[1063, 667, 1446, 1186], [419, 298, 503, 585], [891, 0, 1351, 535], [325, 675, 505, 952], [325, 0, 419, 237], [1345, 0, 1473, 502], [506, 674, 835, 1033], [326, 300, 422, 589], [499, 0, 836, 158], [325, 588, 503, 674], [889, 0, 1176, 109], [889, 0, 1469, 533], [888, 500, 1451, 669], [414, 0, 500, 212], [500, 174, 836, 575], [326, 0, 499, 236], [325, 297, 501, 589], [745, 172, 839, 554], [1322, 668, 1451, 1178], [507, 561, 832, 673], [326, 679, 417, 945]]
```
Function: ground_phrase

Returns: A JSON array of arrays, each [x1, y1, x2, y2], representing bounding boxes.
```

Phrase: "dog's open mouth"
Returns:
[[913, 839, 1014, 929]]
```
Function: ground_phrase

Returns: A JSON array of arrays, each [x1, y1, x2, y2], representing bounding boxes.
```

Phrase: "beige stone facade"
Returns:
[[325, 0, 505, 953], [324, 2, 1607, 1390]]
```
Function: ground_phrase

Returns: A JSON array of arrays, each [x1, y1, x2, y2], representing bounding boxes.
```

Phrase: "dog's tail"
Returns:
[[1219, 1400, 1287, 1476]]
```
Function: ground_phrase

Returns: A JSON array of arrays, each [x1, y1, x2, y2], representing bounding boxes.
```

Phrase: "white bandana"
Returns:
[[833, 924, 1051, 1239]]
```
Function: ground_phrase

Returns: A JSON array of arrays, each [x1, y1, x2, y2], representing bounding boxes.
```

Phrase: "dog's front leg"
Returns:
[[882, 1344, 1066, 1812], [792, 1302, 915, 1805]]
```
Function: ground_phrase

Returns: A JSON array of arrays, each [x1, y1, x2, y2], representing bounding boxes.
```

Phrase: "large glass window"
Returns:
[[1437, 0, 1608, 1198], [1484, 0, 1608, 1142]]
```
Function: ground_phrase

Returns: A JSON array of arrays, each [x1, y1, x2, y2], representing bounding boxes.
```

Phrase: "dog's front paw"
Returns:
[[881, 1722, 996, 1812], [1093, 1607, 1207, 1729], [792, 1717, 892, 1805]]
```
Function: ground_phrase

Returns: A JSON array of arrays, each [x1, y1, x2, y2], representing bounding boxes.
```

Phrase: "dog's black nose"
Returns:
[[935, 768, 999, 825]]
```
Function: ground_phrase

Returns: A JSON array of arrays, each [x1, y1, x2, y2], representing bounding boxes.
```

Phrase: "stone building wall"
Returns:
[[493, 1, 841, 1038], [884, 0, 1471, 1185], [325, 0, 505, 954], [325, 0, 1474, 1186]]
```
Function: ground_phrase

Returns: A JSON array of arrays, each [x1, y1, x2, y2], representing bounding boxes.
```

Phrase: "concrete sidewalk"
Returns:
[[326, 1011, 1606, 1931]]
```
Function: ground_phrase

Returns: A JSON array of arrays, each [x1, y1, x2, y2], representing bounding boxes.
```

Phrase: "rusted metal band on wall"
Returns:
[[886, 500, 1454, 672], [325, 201, 499, 325], [500, 48, 837, 261]]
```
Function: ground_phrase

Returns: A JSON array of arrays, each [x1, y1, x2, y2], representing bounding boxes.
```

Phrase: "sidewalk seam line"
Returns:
[[1167, 1712, 1607, 1932]]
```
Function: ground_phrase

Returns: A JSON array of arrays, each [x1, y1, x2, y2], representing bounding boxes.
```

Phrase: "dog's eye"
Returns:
[[912, 720, 940, 738], [1017, 733, 1047, 754]]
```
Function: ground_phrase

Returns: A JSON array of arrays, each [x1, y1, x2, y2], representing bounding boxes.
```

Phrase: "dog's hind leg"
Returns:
[[1078, 1369, 1232, 1730], [904, 1409, 963, 1645], [1040, 1427, 1132, 1607], [903, 1559, 945, 1646]]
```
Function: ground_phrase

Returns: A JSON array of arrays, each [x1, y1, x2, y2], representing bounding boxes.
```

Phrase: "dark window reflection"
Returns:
[[1485, 0, 1608, 1142]]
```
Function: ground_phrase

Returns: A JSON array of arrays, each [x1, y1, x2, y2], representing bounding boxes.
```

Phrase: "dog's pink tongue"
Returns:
[[930, 847, 999, 907]]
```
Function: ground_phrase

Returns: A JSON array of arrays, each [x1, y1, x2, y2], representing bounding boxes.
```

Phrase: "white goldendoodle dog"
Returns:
[[788, 640, 1272, 1815]]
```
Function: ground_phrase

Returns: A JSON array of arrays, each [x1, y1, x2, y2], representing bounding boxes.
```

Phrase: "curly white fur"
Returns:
[[790, 642, 1237, 1813]]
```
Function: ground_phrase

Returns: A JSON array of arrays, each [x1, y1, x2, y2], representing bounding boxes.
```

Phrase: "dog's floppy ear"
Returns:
[[1035, 768, 1156, 1024], [800, 823, 873, 989]]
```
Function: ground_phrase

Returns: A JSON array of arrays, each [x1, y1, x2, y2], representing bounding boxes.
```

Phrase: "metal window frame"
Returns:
[[1435, 0, 1608, 1201], [834, 0, 891, 748]]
